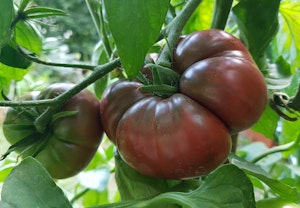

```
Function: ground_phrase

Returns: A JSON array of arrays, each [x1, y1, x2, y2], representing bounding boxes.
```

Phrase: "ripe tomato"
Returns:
[[3, 83, 103, 179], [100, 29, 267, 179], [174, 29, 267, 133], [100, 81, 231, 179]]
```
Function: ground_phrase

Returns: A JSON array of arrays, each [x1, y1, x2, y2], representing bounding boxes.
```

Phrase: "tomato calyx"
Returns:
[[137, 63, 180, 98], [1, 106, 78, 161]]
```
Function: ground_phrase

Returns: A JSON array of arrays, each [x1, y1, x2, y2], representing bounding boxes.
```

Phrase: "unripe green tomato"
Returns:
[[3, 83, 103, 179]]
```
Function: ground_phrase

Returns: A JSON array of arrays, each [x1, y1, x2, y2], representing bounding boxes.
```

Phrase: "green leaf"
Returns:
[[0, 201, 13, 208], [0, 62, 30, 82], [103, 0, 170, 79], [265, 56, 292, 89], [24, 7, 66, 19], [98, 164, 255, 208], [92, 40, 110, 99], [183, 0, 214, 33], [0, 77, 11, 99], [1, 157, 72, 208], [229, 154, 300, 202], [15, 21, 43, 54], [114, 151, 199, 201], [18, 0, 31, 13], [251, 104, 279, 139], [278, 0, 300, 71], [186, 164, 255, 208], [232, 0, 280, 67], [0, 43, 31, 69], [0, 0, 14, 47]]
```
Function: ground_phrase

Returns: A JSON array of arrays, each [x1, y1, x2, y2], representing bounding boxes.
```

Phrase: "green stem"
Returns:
[[157, 0, 203, 67], [251, 133, 300, 163], [70, 188, 90, 204], [17, 46, 97, 70], [33, 58, 120, 133], [0, 99, 54, 107], [85, 0, 112, 58], [210, 0, 233, 30], [140, 84, 178, 95], [231, 133, 238, 153]]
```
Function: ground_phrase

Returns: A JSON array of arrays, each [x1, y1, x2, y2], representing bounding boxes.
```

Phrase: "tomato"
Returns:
[[256, 198, 300, 208], [100, 81, 231, 179], [100, 29, 267, 179], [3, 83, 103, 179], [174, 29, 267, 133]]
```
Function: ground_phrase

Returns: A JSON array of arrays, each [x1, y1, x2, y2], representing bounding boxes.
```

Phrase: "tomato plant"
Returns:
[[2, 83, 103, 179], [1, 0, 300, 208]]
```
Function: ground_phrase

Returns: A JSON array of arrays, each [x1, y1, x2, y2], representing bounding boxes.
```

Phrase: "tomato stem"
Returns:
[[157, 0, 203, 67], [34, 58, 121, 133], [140, 84, 178, 97], [0, 59, 121, 107], [17, 46, 97, 70], [85, 0, 113, 58], [211, 0, 233, 30], [250, 134, 300, 164]]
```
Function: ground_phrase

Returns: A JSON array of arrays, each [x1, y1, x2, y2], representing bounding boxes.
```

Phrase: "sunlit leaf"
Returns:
[[103, 0, 170, 79], [183, 0, 214, 34], [232, 0, 281, 68], [92, 40, 110, 99], [251, 104, 279, 139], [278, 0, 300, 71], [15, 21, 43, 54], [0, 43, 31, 69], [229, 154, 300, 202]]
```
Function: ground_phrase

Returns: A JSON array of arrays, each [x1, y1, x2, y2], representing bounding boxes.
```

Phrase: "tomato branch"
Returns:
[[17, 46, 97, 70], [251, 133, 300, 164], [157, 0, 203, 67], [86, 0, 113, 58], [34, 58, 121, 133], [0, 59, 120, 133]]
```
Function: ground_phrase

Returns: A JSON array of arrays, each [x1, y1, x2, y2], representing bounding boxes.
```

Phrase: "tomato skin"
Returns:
[[116, 94, 231, 179], [100, 81, 231, 179], [174, 29, 267, 133], [3, 83, 103, 179], [173, 29, 253, 74], [100, 81, 150, 144], [180, 57, 268, 133]]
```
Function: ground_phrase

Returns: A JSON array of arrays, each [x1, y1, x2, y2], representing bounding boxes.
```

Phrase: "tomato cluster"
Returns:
[[3, 83, 103, 179], [100, 29, 268, 179]]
